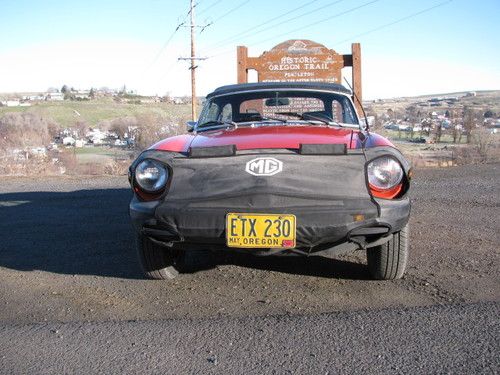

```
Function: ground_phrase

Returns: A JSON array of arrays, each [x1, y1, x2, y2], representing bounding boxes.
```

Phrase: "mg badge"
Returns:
[[245, 157, 283, 176]]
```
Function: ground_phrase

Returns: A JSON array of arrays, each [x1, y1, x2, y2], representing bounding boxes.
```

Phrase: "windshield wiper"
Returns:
[[275, 111, 341, 127], [260, 116, 289, 124], [197, 120, 238, 131]]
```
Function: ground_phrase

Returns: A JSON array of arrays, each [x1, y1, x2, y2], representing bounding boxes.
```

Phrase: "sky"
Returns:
[[0, 0, 499, 99]]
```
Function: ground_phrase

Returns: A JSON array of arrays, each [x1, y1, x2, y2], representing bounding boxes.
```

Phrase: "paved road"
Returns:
[[1, 302, 498, 374], [0, 163, 499, 373]]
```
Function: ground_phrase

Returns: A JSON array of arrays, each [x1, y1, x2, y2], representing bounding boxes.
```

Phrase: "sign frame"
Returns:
[[237, 40, 362, 113]]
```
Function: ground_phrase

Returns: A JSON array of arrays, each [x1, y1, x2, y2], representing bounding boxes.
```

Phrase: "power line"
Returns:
[[252, 0, 379, 47], [205, 0, 323, 50], [213, 0, 251, 22], [200, 0, 352, 57], [218, 0, 349, 47], [333, 0, 454, 46], [197, 0, 224, 16], [206, 0, 380, 59], [143, 1, 203, 76], [156, 0, 454, 95], [148, 22, 185, 68]]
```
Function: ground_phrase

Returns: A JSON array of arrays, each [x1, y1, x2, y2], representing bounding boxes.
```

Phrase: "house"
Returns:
[[46, 92, 64, 101], [86, 128, 108, 145], [63, 136, 76, 146], [74, 90, 90, 100], [1, 100, 21, 107]]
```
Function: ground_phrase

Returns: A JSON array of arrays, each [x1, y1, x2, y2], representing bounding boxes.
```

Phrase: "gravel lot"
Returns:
[[0, 163, 499, 373]]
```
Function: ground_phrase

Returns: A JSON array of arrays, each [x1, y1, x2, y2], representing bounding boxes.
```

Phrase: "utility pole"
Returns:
[[189, 0, 197, 120], [179, 0, 208, 121]]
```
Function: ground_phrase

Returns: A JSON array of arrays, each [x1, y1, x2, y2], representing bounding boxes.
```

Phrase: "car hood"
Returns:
[[190, 125, 358, 150]]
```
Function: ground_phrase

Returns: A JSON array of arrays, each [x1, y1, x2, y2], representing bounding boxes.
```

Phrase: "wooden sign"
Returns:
[[237, 40, 362, 113]]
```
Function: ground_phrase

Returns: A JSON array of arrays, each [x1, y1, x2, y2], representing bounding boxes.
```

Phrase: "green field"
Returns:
[[380, 129, 470, 144], [0, 98, 193, 128], [73, 146, 133, 164]]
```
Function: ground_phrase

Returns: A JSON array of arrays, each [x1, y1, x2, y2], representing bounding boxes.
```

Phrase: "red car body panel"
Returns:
[[151, 126, 394, 152], [149, 134, 194, 153]]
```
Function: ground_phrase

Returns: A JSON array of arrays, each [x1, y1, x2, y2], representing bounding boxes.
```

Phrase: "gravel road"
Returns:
[[0, 163, 499, 373]]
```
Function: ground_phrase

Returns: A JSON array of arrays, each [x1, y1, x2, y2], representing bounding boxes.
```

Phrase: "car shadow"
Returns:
[[0, 188, 143, 279], [214, 252, 370, 280], [0, 188, 369, 280]]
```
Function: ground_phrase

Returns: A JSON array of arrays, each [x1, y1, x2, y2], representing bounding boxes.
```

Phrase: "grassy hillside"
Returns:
[[364, 90, 500, 116], [0, 98, 193, 128]]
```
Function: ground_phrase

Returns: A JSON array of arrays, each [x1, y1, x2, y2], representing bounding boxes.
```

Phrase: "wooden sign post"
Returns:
[[237, 40, 362, 113]]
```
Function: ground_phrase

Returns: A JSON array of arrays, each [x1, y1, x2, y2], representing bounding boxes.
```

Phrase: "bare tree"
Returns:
[[0, 112, 55, 150], [434, 122, 442, 143], [463, 106, 478, 144], [405, 105, 421, 139], [110, 117, 138, 139], [472, 128, 496, 162], [73, 120, 88, 138]]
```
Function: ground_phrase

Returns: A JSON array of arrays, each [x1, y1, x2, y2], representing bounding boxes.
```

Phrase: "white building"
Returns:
[[63, 136, 76, 146], [1, 100, 21, 107], [46, 92, 64, 101]]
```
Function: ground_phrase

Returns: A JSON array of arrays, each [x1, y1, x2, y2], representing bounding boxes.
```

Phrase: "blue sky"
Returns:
[[1, 0, 499, 98]]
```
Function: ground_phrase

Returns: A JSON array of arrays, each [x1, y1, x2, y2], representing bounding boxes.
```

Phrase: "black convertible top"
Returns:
[[206, 81, 351, 98]]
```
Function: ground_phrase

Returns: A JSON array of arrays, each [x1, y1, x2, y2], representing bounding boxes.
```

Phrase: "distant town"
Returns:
[[0, 85, 498, 175], [0, 85, 192, 107]]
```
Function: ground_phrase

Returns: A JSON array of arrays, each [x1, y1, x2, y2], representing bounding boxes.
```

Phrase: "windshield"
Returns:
[[197, 90, 359, 129]]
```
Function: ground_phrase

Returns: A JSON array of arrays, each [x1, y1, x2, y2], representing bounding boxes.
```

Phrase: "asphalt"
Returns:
[[1, 302, 498, 375], [0, 163, 499, 373]]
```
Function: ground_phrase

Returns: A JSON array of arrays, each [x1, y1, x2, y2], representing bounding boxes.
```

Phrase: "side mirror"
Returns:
[[186, 121, 197, 132]]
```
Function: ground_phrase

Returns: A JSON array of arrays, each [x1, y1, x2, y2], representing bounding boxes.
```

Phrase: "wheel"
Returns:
[[136, 234, 181, 280], [366, 224, 409, 280]]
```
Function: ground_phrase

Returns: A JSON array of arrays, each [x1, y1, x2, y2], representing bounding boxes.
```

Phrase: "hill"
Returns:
[[0, 97, 193, 129]]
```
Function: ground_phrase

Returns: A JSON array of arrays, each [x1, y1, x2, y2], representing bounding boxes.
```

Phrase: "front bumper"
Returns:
[[130, 195, 410, 256]]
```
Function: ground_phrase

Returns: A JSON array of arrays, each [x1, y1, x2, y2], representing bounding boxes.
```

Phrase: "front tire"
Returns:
[[137, 234, 181, 280], [367, 224, 409, 280]]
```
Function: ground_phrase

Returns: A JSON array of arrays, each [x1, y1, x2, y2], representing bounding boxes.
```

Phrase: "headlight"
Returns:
[[367, 157, 403, 190], [135, 159, 168, 193]]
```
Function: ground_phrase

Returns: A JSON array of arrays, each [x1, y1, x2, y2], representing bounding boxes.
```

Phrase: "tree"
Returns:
[[434, 122, 442, 143], [405, 105, 420, 139], [448, 109, 460, 143], [0, 112, 54, 149], [472, 128, 495, 161], [89, 88, 95, 99], [73, 120, 88, 138], [61, 85, 69, 94], [110, 117, 137, 139], [463, 107, 478, 144]]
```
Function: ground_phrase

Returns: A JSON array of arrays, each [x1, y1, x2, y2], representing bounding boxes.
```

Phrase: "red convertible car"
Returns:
[[129, 82, 411, 280]]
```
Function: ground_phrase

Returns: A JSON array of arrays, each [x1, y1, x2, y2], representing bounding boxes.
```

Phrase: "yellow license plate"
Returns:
[[226, 213, 296, 248]]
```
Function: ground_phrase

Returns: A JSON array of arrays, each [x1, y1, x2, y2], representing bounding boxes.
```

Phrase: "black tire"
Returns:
[[136, 234, 180, 280], [366, 224, 409, 280]]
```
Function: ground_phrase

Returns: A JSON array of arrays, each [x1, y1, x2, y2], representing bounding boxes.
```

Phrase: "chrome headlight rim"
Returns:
[[134, 159, 169, 194], [367, 156, 404, 191]]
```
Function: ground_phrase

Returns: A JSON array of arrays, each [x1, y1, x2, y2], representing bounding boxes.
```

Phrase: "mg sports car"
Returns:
[[129, 82, 411, 280]]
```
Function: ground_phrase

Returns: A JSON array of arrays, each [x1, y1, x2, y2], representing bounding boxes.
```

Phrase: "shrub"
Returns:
[[0, 112, 56, 149]]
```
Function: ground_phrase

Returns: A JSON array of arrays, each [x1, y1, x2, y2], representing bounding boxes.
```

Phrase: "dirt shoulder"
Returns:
[[0, 164, 498, 324]]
